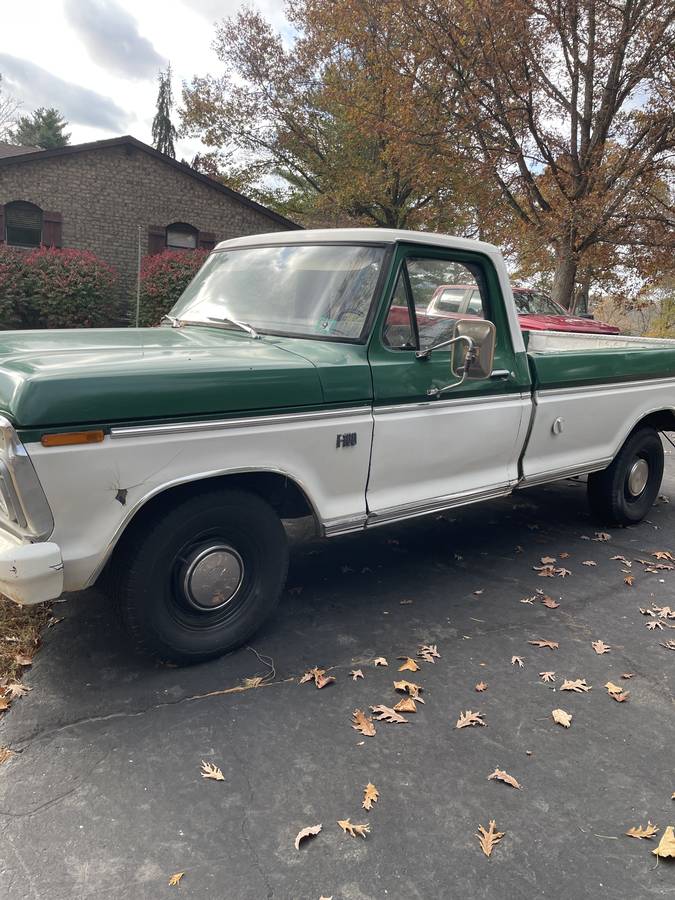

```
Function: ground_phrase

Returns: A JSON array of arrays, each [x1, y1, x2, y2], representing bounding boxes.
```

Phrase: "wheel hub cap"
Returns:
[[627, 458, 649, 497], [182, 544, 244, 611]]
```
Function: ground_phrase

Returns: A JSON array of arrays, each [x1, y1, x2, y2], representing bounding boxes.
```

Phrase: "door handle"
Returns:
[[490, 369, 511, 380]]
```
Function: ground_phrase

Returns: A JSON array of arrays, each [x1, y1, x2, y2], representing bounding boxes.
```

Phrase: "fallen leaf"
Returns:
[[47, 616, 64, 627], [661, 640, 675, 651], [511, 656, 524, 668], [300, 667, 336, 689], [624, 575, 635, 586], [552, 708, 572, 727], [591, 640, 611, 655], [13, 654, 32, 667], [539, 671, 556, 683], [621, 673, 634, 679], [373, 657, 388, 667], [398, 657, 420, 672], [561, 678, 591, 693], [417, 644, 440, 662], [559, 551, 570, 558], [351, 669, 364, 681], [652, 551, 675, 561], [338, 818, 370, 838], [168, 873, 184, 886], [612, 690, 630, 702], [556, 567, 571, 578], [646, 621, 664, 630], [200, 761, 225, 782], [528, 639, 559, 649], [3, 683, 31, 699], [316, 673, 336, 689], [611, 555, 631, 565], [0, 698, 9, 711], [604, 682, 623, 695], [352, 709, 376, 736], [394, 696, 417, 713], [456, 710, 486, 729], [626, 822, 659, 839], [371, 704, 408, 723], [362, 783, 379, 810], [488, 768, 521, 789], [476, 820, 505, 858], [582, 560, 597, 567], [541, 596, 560, 609], [475, 681, 488, 692], [652, 826, 675, 858], [295, 823, 322, 850], [594, 532, 611, 542], [0, 746, 15, 765], [541, 556, 556, 564], [393, 680, 424, 702]]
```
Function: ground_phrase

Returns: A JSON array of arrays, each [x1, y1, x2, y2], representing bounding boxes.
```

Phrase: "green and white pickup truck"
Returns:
[[0, 229, 674, 662]]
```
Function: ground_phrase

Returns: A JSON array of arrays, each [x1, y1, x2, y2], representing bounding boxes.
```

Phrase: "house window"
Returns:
[[166, 222, 198, 250], [4, 201, 43, 247]]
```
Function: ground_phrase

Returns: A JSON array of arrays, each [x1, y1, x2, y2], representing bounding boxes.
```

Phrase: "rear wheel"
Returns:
[[587, 426, 664, 526], [114, 488, 288, 664]]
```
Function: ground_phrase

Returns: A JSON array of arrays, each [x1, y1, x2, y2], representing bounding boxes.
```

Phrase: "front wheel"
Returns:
[[114, 488, 289, 664], [587, 426, 664, 526]]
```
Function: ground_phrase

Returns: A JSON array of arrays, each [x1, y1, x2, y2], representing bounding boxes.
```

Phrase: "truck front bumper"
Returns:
[[0, 530, 64, 605]]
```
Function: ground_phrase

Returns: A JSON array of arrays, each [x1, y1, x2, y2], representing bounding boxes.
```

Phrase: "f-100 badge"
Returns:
[[336, 432, 357, 448]]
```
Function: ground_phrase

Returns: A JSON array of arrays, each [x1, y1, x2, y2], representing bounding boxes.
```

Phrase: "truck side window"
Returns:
[[407, 257, 488, 350], [382, 272, 417, 349]]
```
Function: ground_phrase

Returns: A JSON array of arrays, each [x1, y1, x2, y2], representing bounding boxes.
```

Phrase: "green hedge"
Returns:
[[0, 245, 121, 329], [138, 249, 208, 327]]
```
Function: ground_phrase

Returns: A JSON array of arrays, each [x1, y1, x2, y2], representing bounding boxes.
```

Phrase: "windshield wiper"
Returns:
[[160, 314, 182, 328], [207, 315, 260, 339]]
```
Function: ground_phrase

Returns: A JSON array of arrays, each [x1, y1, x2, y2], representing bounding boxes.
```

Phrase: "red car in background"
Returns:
[[427, 285, 621, 334]]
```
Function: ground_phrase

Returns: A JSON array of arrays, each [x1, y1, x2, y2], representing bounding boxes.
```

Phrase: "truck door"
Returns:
[[365, 244, 530, 522]]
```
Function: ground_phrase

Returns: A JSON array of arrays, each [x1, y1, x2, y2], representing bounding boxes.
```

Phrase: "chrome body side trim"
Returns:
[[373, 392, 526, 416], [365, 485, 513, 528], [110, 405, 372, 439], [536, 376, 675, 397], [517, 459, 611, 487]]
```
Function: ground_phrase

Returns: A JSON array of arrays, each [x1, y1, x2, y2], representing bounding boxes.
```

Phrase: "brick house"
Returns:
[[0, 135, 300, 297]]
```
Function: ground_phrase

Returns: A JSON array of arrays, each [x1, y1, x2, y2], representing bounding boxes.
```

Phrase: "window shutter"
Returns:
[[198, 231, 217, 252], [42, 211, 63, 247], [0, 206, 4, 244], [148, 225, 166, 255]]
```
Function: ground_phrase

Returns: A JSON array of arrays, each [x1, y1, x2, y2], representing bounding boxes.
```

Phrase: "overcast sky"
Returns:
[[0, 0, 288, 160]]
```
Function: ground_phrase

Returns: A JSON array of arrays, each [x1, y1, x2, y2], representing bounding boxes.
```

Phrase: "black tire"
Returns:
[[587, 426, 664, 526], [114, 488, 288, 664]]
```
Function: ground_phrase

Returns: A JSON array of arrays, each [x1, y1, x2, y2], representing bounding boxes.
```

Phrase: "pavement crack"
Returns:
[[0, 753, 109, 818], [229, 740, 275, 900]]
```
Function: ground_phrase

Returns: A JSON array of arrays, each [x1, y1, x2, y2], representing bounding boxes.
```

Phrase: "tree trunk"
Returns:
[[551, 253, 578, 310]]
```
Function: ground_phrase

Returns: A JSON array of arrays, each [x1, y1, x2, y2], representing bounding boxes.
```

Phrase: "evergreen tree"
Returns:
[[14, 107, 69, 149], [152, 65, 177, 158]]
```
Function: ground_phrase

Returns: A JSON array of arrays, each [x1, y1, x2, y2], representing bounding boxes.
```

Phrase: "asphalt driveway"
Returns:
[[1, 451, 674, 899]]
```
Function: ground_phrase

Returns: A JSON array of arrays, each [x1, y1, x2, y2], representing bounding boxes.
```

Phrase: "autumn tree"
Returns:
[[152, 65, 177, 158], [14, 107, 70, 149], [181, 1, 478, 231], [404, 0, 675, 308]]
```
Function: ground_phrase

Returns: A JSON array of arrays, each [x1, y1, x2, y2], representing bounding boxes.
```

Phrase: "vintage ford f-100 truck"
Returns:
[[0, 229, 673, 662]]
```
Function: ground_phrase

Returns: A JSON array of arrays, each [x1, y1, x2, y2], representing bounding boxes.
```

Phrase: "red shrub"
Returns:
[[138, 250, 208, 327]]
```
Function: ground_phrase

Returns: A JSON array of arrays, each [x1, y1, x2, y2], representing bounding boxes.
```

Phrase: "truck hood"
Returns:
[[518, 313, 621, 334], [0, 326, 326, 429]]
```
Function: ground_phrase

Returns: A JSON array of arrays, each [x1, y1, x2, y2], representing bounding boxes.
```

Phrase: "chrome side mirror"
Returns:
[[451, 319, 496, 380]]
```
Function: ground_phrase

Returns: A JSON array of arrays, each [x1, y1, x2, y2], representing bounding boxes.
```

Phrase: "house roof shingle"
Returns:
[[0, 135, 301, 230]]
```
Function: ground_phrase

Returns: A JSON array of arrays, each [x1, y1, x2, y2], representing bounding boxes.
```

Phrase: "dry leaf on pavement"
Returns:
[[528, 639, 559, 649], [351, 669, 364, 681], [541, 556, 556, 564], [488, 768, 521, 789], [611, 690, 630, 702], [475, 681, 488, 692], [299, 667, 335, 689], [624, 575, 635, 586], [652, 826, 675, 858], [621, 673, 635, 679], [582, 560, 597, 566], [394, 696, 417, 713], [0, 747, 15, 765], [3, 683, 31, 699], [201, 761, 225, 782], [476, 820, 505, 858], [552, 709, 572, 728], [541, 596, 560, 609], [352, 709, 376, 736], [561, 679, 591, 693], [338, 818, 370, 838], [418, 644, 440, 662], [539, 671, 556, 683], [511, 656, 524, 668], [168, 873, 184, 886], [295, 823, 322, 850], [605, 681, 624, 695], [393, 680, 424, 702], [456, 710, 486, 729], [661, 640, 675, 651], [625, 822, 658, 839], [652, 551, 675, 561], [398, 657, 420, 672], [371, 704, 408, 723], [591, 640, 611, 654], [13, 654, 32, 667], [594, 532, 611, 541], [373, 657, 388, 667], [362, 783, 379, 810]]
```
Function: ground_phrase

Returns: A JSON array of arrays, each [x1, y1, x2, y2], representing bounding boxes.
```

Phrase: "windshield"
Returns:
[[170, 244, 386, 341], [513, 289, 566, 316]]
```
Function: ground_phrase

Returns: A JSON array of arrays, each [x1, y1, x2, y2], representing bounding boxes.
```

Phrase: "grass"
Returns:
[[0, 595, 51, 687]]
